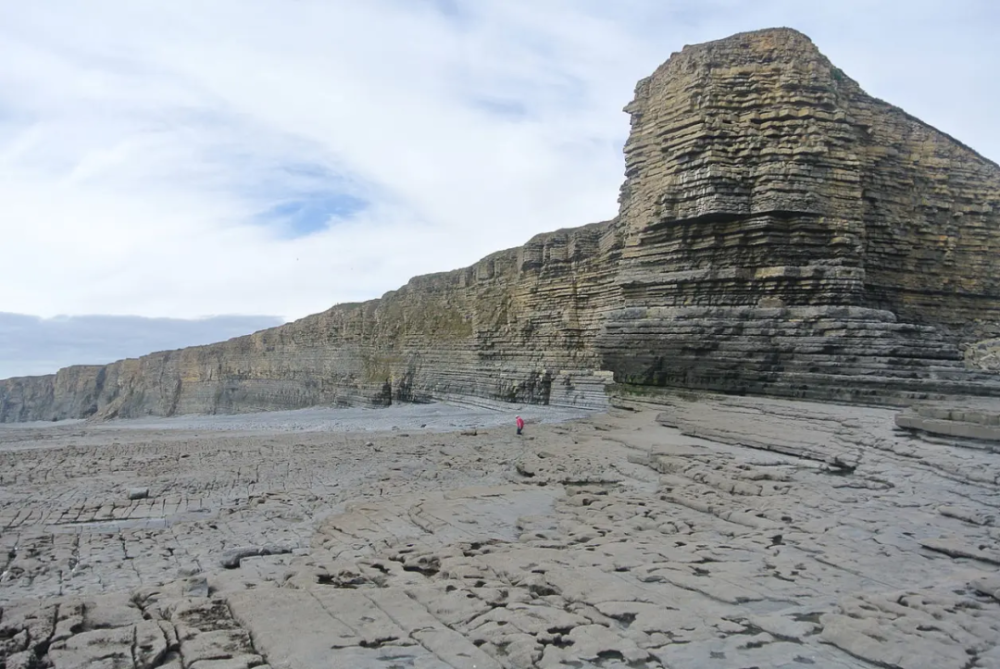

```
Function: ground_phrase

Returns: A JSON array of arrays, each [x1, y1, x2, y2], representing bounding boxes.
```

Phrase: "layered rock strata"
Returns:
[[966, 338, 1000, 372], [1, 222, 620, 421], [599, 28, 1000, 403], [3, 27, 1000, 422], [896, 398, 1000, 444]]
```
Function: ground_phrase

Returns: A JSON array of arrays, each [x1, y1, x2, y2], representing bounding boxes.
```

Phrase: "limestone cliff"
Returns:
[[0, 222, 619, 421], [3, 27, 1000, 422], [600, 28, 1000, 403]]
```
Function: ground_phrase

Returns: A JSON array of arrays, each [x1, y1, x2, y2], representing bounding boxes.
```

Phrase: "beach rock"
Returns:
[[220, 545, 293, 569], [972, 575, 1000, 602], [896, 399, 1000, 443], [3, 650, 37, 669], [182, 576, 210, 598], [3, 393, 1000, 668]]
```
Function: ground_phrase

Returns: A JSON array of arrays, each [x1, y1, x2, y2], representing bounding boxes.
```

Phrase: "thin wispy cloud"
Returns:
[[0, 1, 997, 377]]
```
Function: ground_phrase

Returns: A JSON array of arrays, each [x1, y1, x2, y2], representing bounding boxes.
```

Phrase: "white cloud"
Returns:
[[0, 0, 996, 333], [0, 312, 284, 379]]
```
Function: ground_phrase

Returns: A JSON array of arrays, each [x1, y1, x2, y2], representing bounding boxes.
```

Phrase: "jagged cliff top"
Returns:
[[645, 27, 827, 79], [636, 27, 997, 169]]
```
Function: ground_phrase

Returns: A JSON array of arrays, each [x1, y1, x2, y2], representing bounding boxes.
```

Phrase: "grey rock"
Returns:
[[181, 576, 209, 598], [220, 545, 293, 569], [4, 650, 38, 669], [2, 393, 1000, 668]]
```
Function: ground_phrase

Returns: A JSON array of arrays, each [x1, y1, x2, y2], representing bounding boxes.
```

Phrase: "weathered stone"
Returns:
[[181, 576, 210, 598], [919, 537, 1000, 565], [965, 338, 1000, 372], [896, 399, 1000, 443], [3, 393, 1000, 667], [972, 575, 1000, 603], [220, 545, 293, 569], [48, 627, 134, 669]]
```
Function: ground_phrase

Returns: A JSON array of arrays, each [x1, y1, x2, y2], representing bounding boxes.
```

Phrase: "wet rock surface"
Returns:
[[2, 395, 999, 668]]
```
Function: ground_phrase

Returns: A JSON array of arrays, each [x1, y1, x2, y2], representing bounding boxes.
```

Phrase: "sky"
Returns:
[[1, 0, 997, 379], [0, 313, 284, 378]]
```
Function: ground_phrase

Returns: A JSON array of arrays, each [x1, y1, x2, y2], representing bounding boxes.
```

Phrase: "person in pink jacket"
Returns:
[[516, 416, 525, 435]]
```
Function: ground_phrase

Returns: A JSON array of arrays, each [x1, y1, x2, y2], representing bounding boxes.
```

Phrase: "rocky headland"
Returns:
[[2, 27, 999, 422]]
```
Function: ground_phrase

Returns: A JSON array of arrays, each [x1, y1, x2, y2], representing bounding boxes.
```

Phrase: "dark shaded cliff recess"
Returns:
[[2, 27, 1000, 422]]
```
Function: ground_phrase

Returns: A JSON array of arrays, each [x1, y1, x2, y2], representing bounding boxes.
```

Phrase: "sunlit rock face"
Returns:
[[598, 28, 1000, 403], [3, 28, 1000, 422]]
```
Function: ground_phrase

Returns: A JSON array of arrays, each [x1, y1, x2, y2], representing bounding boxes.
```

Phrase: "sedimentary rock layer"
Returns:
[[599, 28, 1000, 403], [3, 27, 1000, 421], [1, 222, 619, 421]]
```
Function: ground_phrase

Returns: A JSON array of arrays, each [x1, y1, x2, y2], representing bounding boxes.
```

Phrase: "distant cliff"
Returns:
[[0, 221, 620, 421], [3, 28, 999, 422]]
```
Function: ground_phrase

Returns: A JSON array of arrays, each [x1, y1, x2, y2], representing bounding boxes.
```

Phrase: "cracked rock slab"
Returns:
[[3, 395, 1000, 668]]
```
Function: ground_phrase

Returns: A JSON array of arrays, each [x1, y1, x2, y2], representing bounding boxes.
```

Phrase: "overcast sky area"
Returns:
[[0, 313, 284, 379], [1, 0, 997, 379]]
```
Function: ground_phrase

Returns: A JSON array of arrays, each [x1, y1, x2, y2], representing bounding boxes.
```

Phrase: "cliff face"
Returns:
[[1, 222, 619, 421], [3, 28, 1000, 422], [599, 28, 1000, 402]]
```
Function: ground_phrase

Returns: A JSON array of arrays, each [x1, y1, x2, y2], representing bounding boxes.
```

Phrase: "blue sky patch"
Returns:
[[262, 192, 368, 238], [243, 157, 372, 238]]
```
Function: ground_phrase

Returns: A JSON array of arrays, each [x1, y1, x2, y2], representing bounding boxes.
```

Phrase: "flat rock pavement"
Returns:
[[1, 396, 999, 668]]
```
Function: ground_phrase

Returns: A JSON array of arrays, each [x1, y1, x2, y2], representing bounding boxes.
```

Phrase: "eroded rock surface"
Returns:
[[4, 28, 1000, 423], [0, 219, 620, 422], [896, 399, 1000, 444], [967, 340, 1000, 373], [599, 28, 1000, 404], [2, 395, 999, 668]]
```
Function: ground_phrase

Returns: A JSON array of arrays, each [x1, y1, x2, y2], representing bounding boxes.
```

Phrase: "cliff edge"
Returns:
[[3, 28, 999, 422]]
